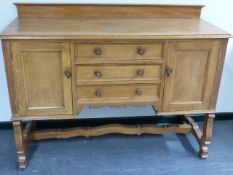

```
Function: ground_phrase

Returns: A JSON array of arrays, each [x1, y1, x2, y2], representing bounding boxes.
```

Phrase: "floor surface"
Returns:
[[1, 120, 233, 175]]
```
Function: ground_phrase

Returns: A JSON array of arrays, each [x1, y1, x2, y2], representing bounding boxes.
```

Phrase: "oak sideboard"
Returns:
[[0, 3, 231, 169]]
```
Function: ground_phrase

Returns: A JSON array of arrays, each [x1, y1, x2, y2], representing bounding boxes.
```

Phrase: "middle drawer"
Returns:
[[76, 65, 162, 84]]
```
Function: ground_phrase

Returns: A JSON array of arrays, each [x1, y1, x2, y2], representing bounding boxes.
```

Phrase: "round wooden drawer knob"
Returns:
[[138, 48, 145, 55], [137, 69, 144, 76], [94, 71, 102, 78], [94, 48, 102, 55], [135, 89, 142, 95], [95, 90, 102, 97]]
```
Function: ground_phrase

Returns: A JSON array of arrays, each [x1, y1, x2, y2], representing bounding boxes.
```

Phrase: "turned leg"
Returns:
[[183, 114, 215, 159], [199, 114, 215, 158], [13, 121, 27, 169]]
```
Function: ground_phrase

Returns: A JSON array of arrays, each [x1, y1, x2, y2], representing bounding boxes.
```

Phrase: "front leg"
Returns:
[[199, 114, 215, 158], [13, 121, 27, 169], [183, 114, 215, 159]]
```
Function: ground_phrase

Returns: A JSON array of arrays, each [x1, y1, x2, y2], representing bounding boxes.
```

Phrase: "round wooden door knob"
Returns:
[[165, 67, 173, 77], [64, 71, 72, 78]]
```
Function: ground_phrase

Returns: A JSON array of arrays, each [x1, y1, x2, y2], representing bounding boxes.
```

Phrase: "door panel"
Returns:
[[163, 40, 221, 112], [11, 41, 73, 115]]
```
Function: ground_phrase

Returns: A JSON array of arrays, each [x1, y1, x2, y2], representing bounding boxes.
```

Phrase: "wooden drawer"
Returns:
[[77, 84, 160, 101], [76, 65, 162, 84], [75, 43, 163, 60]]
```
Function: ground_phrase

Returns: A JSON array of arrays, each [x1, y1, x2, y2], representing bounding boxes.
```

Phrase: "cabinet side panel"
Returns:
[[2, 40, 18, 116], [210, 39, 228, 109]]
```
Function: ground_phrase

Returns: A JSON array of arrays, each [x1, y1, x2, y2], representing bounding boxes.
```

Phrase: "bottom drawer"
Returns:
[[77, 84, 160, 102]]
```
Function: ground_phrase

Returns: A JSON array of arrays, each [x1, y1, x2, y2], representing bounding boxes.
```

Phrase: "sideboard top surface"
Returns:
[[0, 4, 231, 39]]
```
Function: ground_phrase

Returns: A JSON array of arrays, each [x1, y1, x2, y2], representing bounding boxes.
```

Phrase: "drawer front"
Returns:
[[77, 84, 160, 101], [75, 44, 163, 60], [76, 65, 162, 83]]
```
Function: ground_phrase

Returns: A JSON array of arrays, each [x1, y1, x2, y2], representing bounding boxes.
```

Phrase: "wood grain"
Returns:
[[10, 110, 218, 120], [15, 3, 203, 18], [0, 18, 231, 40], [13, 121, 27, 169], [1, 40, 18, 116], [75, 43, 163, 60], [29, 123, 192, 140], [162, 40, 221, 112], [77, 84, 159, 101], [210, 39, 229, 110], [10, 41, 73, 116], [183, 114, 215, 158], [0, 4, 230, 168], [76, 65, 162, 83], [76, 99, 159, 115]]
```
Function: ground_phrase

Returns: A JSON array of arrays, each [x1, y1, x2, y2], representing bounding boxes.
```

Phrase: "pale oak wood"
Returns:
[[28, 123, 192, 140], [158, 110, 215, 116], [76, 84, 160, 113], [76, 59, 164, 65], [13, 121, 27, 169], [163, 40, 221, 112], [23, 121, 34, 139], [15, 3, 204, 18], [0, 18, 231, 40], [77, 84, 159, 100], [210, 39, 229, 109], [11, 41, 73, 116], [76, 99, 159, 115], [0, 3, 230, 169], [184, 115, 202, 144], [70, 42, 77, 119], [11, 110, 217, 121], [184, 114, 215, 158], [76, 65, 162, 83], [202, 114, 215, 145], [1, 40, 18, 115], [75, 43, 163, 60]]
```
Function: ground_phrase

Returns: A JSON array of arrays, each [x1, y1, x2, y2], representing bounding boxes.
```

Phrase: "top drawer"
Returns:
[[75, 43, 163, 60]]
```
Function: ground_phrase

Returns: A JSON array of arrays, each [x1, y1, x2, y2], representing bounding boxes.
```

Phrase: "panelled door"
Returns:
[[11, 41, 73, 115], [162, 40, 221, 112]]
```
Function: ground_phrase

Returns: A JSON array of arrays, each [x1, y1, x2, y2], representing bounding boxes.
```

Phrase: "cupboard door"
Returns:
[[11, 41, 73, 115], [163, 40, 221, 112]]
